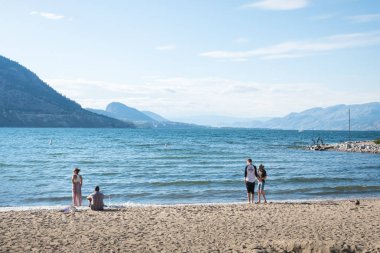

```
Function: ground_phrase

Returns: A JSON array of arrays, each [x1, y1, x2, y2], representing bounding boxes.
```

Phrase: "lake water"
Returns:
[[0, 128, 380, 208]]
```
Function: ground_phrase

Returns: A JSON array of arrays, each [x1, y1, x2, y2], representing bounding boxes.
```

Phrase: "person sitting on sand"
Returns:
[[87, 186, 104, 211], [244, 158, 257, 204], [257, 164, 267, 204]]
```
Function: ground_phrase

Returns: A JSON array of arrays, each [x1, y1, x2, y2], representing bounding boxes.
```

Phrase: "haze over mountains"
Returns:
[[257, 103, 380, 131], [0, 54, 379, 130], [87, 102, 200, 128], [178, 103, 380, 131]]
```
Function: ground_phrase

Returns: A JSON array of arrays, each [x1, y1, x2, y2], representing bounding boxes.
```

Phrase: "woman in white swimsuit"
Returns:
[[72, 168, 83, 206]]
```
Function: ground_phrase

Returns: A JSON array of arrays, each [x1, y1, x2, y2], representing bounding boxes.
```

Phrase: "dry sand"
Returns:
[[1, 200, 380, 252]]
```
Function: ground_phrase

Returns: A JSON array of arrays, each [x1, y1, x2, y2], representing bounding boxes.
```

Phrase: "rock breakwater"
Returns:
[[309, 141, 380, 154]]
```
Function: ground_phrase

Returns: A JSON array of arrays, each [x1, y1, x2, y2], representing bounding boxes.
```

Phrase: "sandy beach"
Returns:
[[1, 200, 380, 253]]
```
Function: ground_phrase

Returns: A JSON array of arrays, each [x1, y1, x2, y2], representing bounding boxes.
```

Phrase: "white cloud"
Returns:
[[200, 31, 380, 61], [30, 11, 64, 20], [45, 77, 380, 119], [242, 0, 310, 10], [347, 13, 380, 23], [155, 44, 176, 51]]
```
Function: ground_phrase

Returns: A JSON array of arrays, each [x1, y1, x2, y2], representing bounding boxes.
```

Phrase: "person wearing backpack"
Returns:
[[244, 158, 258, 204], [257, 164, 267, 204]]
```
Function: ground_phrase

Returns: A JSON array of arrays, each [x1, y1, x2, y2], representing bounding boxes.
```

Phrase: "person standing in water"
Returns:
[[72, 167, 83, 206], [244, 158, 257, 204], [257, 164, 267, 204]]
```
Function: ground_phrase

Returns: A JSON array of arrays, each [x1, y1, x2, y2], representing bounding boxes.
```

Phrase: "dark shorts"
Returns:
[[246, 182, 255, 193], [90, 205, 104, 211], [258, 181, 265, 191]]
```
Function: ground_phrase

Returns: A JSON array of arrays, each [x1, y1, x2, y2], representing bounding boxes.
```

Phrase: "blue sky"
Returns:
[[0, 0, 379, 121]]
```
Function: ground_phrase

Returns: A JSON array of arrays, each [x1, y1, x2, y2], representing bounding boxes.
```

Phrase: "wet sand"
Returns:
[[1, 199, 380, 252]]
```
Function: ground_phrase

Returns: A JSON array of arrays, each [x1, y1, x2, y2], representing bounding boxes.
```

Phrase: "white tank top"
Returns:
[[73, 175, 81, 183]]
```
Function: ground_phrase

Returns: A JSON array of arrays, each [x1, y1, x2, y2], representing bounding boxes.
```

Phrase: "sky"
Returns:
[[0, 0, 380, 122]]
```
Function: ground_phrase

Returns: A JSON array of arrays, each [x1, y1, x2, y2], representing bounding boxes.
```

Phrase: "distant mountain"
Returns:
[[87, 104, 153, 124], [172, 115, 270, 128], [142, 111, 168, 122], [257, 103, 380, 130], [0, 55, 134, 128], [172, 103, 380, 130], [88, 102, 203, 128], [106, 102, 154, 122]]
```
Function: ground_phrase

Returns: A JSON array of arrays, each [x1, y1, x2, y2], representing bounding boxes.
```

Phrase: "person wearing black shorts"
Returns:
[[244, 158, 257, 203]]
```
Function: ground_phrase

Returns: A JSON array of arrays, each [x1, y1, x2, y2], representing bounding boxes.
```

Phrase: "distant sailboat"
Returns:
[[49, 139, 53, 145]]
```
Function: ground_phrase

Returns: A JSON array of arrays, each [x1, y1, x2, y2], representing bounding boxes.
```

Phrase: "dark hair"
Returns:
[[247, 158, 252, 163], [74, 168, 80, 173], [95, 186, 100, 192]]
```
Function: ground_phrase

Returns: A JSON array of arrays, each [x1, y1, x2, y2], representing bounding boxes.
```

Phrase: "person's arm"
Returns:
[[71, 175, 74, 184], [87, 195, 92, 207], [244, 166, 247, 183], [80, 175, 83, 186]]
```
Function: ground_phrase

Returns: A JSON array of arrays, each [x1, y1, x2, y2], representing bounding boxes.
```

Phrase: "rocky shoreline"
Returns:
[[309, 141, 380, 154]]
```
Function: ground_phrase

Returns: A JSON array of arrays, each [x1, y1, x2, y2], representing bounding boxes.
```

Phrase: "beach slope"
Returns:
[[1, 200, 379, 252]]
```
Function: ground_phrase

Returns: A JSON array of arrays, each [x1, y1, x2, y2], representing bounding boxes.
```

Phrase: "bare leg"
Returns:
[[258, 190, 261, 203], [247, 192, 251, 203], [262, 190, 267, 203]]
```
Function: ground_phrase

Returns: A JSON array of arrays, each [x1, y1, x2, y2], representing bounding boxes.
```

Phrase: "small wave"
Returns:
[[106, 192, 152, 198], [108, 201, 247, 208], [362, 165, 380, 170], [135, 143, 165, 147], [150, 180, 212, 187], [48, 153, 66, 156], [308, 185, 380, 195], [2, 197, 380, 212], [0, 163, 14, 167], [0, 205, 68, 212], [272, 185, 380, 195], [35, 183, 50, 187], [287, 145, 308, 150], [24, 196, 73, 203], [147, 156, 195, 160], [319, 185, 380, 192], [150, 179, 241, 187], [89, 172, 121, 176], [277, 177, 353, 184], [22, 160, 45, 164], [76, 160, 97, 164]]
